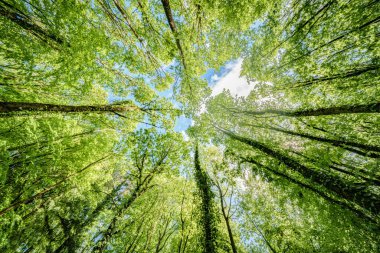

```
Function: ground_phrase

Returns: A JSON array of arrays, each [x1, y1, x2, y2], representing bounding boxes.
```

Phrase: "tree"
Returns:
[[1, 0, 379, 252]]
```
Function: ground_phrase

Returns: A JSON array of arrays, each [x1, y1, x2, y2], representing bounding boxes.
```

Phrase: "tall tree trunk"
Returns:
[[54, 183, 126, 253], [0, 101, 142, 114], [0, 0, 65, 46], [92, 179, 155, 252], [194, 144, 217, 253], [293, 64, 379, 87], [251, 219, 277, 253], [278, 15, 380, 70], [214, 181, 237, 253], [228, 102, 380, 117], [246, 123, 380, 158], [216, 126, 380, 216], [7, 130, 94, 152], [92, 186, 142, 252], [0, 155, 110, 216], [91, 149, 170, 253], [241, 156, 378, 224], [291, 151, 380, 185], [160, 0, 187, 71]]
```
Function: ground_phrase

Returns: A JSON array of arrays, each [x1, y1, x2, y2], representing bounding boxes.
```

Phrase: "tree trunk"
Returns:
[[229, 102, 379, 117], [293, 64, 379, 87], [0, 155, 110, 216], [246, 123, 380, 158], [291, 151, 380, 185], [217, 126, 380, 216], [194, 144, 217, 253], [8, 130, 94, 152], [160, 0, 187, 71], [91, 150, 169, 253], [241, 156, 378, 224], [215, 182, 237, 253], [0, 101, 140, 114], [0, 0, 65, 46], [54, 183, 126, 253]]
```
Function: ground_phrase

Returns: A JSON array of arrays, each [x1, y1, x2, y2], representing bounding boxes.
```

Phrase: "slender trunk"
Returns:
[[215, 183, 237, 253], [160, 0, 187, 71], [92, 181, 154, 253], [229, 102, 380, 117], [55, 183, 126, 253], [93, 186, 142, 252], [125, 216, 147, 253], [332, 161, 380, 182], [277, 15, 380, 70], [251, 220, 277, 253], [0, 101, 141, 114], [291, 151, 380, 185], [92, 153, 168, 253], [124, 200, 157, 253], [57, 215, 76, 253], [246, 123, 380, 157], [241, 156, 378, 224], [155, 217, 174, 253], [0, 155, 110, 216], [217, 126, 380, 215], [178, 193, 185, 253], [293, 64, 379, 87], [0, 0, 65, 46], [194, 145, 217, 253], [267, 0, 334, 57], [8, 130, 94, 152]]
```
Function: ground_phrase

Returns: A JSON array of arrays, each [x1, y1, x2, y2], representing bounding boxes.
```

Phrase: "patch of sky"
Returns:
[[174, 115, 192, 132], [106, 55, 254, 134], [207, 59, 255, 98], [249, 20, 265, 31]]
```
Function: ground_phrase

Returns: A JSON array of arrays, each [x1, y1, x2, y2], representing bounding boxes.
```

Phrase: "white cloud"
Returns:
[[198, 59, 256, 115], [210, 59, 255, 98], [181, 131, 190, 141], [211, 74, 220, 82]]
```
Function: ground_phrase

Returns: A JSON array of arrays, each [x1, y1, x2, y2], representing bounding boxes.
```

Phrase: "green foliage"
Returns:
[[0, 0, 379, 252]]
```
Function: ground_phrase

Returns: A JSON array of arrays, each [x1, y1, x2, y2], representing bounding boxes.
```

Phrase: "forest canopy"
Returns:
[[0, 0, 379, 252]]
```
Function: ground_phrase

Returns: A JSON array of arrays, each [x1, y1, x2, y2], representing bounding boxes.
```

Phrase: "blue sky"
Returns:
[[108, 59, 254, 134], [174, 59, 256, 134]]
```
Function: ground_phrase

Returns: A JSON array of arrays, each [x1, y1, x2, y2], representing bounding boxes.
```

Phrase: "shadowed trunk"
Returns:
[[228, 102, 380, 117], [214, 181, 237, 253], [0, 101, 144, 115], [0, 155, 110, 216], [0, 0, 66, 46], [160, 0, 187, 70], [241, 156, 378, 224], [194, 144, 217, 253], [246, 123, 380, 158], [216, 126, 380, 216]]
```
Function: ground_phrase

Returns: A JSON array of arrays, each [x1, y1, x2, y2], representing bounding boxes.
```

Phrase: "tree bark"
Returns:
[[194, 144, 217, 253], [217, 126, 380, 216], [228, 102, 380, 117], [241, 156, 379, 224], [0, 155, 110, 216], [160, 0, 187, 70], [0, 0, 65, 46], [214, 181, 237, 253], [8, 130, 94, 152], [0, 101, 141, 114], [246, 123, 380, 158]]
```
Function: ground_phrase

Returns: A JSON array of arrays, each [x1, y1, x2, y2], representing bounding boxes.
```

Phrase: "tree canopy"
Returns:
[[0, 0, 379, 252]]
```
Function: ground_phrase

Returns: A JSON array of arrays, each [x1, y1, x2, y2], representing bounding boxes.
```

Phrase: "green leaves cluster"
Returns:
[[0, 0, 379, 252]]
